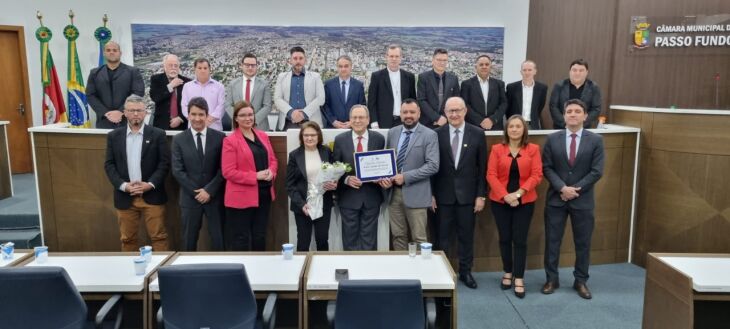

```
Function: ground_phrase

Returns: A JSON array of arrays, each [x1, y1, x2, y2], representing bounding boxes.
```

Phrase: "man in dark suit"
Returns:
[[333, 105, 386, 250], [104, 95, 170, 252], [87, 41, 145, 129], [150, 54, 191, 130], [432, 97, 487, 289], [549, 59, 602, 129], [368, 44, 417, 129], [417, 48, 460, 128], [461, 55, 507, 131], [506, 60, 548, 130], [171, 97, 226, 251], [541, 99, 605, 299], [322, 55, 366, 129]]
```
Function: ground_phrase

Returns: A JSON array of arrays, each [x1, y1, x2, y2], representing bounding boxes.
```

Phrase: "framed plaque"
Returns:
[[354, 149, 397, 182]]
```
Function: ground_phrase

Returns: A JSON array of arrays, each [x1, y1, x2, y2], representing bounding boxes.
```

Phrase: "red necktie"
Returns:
[[245, 79, 251, 102], [356, 136, 363, 152], [569, 133, 577, 166], [170, 88, 178, 118]]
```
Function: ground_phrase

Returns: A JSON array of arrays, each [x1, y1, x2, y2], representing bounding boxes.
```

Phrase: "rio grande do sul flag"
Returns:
[[36, 26, 67, 125]]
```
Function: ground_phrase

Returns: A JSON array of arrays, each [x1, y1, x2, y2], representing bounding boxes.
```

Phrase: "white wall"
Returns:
[[0, 0, 530, 127]]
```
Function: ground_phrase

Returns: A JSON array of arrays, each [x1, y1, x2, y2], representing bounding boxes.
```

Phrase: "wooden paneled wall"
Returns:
[[614, 110, 730, 266], [34, 131, 636, 272], [527, 0, 730, 128]]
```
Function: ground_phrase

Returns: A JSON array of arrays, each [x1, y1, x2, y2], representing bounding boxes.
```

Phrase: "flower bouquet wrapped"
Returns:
[[306, 161, 352, 219]]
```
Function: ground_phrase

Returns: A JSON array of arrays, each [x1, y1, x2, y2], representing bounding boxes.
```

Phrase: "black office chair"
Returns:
[[0, 266, 123, 329], [156, 263, 277, 329], [327, 279, 437, 329]]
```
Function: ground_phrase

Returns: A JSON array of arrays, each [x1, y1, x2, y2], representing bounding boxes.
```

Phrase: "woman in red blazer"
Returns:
[[222, 101, 278, 251], [487, 115, 543, 298]]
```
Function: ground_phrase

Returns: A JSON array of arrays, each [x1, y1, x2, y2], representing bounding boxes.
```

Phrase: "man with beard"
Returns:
[[150, 54, 191, 130], [87, 41, 145, 128], [104, 95, 170, 251], [380, 99, 439, 250]]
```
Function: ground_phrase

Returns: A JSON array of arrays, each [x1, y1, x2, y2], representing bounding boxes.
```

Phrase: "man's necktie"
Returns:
[[356, 136, 363, 153], [451, 129, 460, 166], [569, 133, 577, 166], [245, 79, 251, 102], [196, 132, 204, 160], [396, 131, 412, 172], [170, 88, 178, 118], [341, 80, 347, 102]]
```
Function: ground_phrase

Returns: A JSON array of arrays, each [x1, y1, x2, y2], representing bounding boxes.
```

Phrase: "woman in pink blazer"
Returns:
[[222, 101, 278, 251]]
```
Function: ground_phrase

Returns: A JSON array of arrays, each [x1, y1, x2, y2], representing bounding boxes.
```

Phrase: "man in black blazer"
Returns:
[[150, 54, 191, 131], [171, 97, 226, 251], [432, 97, 487, 289], [506, 60, 548, 130], [333, 105, 386, 251], [461, 55, 507, 131], [87, 41, 145, 129], [541, 99, 605, 299], [417, 48, 460, 129], [368, 45, 417, 129], [549, 59, 602, 129], [104, 95, 170, 252]]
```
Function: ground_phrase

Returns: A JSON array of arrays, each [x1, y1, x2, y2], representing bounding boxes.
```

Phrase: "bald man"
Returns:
[[87, 41, 145, 129], [150, 54, 191, 130]]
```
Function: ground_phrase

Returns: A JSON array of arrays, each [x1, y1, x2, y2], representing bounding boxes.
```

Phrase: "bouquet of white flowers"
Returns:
[[306, 161, 352, 219]]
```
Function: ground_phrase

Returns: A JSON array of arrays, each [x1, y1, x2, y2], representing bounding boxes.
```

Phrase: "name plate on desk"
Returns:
[[354, 149, 396, 182]]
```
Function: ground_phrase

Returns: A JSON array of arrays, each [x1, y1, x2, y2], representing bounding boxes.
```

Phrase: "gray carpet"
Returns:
[[0, 174, 41, 248], [458, 263, 645, 329]]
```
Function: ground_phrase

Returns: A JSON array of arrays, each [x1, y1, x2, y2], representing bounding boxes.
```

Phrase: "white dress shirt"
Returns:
[[522, 81, 534, 121], [478, 76, 490, 107], [352, 130, 369, 152], [389, 69, 401, 116]]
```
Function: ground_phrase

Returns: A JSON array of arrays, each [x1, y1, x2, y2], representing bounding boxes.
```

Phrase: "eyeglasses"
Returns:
[[445, 108, 465, 114], [242, 63, 257, 68], [125, 109, 148, 114]]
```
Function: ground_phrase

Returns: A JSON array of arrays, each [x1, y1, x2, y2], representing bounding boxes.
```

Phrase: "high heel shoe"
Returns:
[[514, 281, 526, 299], [500, 274, 513, 290]]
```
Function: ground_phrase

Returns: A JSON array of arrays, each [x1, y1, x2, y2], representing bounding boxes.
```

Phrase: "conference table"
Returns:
[[16, 252, 174, 329], [304, 251, 457, 329], [643, 253, 730, 329], [147, 252, 308, 329], [0, 250, 30, 267]]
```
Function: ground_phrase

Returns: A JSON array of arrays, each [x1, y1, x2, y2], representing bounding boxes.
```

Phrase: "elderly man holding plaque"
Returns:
[[333, 105, 386, 251]]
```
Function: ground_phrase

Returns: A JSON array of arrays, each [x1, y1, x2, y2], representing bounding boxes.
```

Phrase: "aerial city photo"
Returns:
[[132, 24, 504, 108]]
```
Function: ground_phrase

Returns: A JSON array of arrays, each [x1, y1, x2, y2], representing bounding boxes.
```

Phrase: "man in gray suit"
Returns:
[[379, 99, 440, 250], [225, 53, 273, 131], [333, 105, 386, 250], [171, 97, 226, 251], [274, 46, 326, 130], [541, 99, 605, 299], [87, 41, 145, 129], [417, 48, 460, 129]]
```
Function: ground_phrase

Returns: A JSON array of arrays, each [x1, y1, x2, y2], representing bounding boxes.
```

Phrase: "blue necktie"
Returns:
[[341, 80, 347, 102], [396, 130, 412, 172]]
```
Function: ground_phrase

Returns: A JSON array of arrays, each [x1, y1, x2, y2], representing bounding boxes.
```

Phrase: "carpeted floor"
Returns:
[[457, 263, 645, 329]]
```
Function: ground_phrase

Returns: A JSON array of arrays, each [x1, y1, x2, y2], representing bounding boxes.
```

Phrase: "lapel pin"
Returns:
[[463, 144, 468, 148], [145, 140, 150, 144]]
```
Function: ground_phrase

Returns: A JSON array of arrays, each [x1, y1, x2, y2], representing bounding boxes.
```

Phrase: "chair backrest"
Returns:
[[158, 263, 257, 329], [0, 266, 88, 329], [335, 279, 425, 329]]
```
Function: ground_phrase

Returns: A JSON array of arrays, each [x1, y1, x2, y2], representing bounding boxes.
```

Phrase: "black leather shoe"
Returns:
[[573, 281, 592, 299], [514, 280, 526, 299], [541, 281, 559, 294], [459, 273, 478, 289]]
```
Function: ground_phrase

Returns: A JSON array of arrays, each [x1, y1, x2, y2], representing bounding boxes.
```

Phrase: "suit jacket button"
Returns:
[[568, 171, 573, 174]]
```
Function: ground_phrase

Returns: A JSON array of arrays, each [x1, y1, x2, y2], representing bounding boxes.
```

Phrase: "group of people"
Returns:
[[96, 40, 604, 300]]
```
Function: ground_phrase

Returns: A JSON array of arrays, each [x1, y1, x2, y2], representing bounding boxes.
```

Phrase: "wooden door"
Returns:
[[0, 26, 33, 173]]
